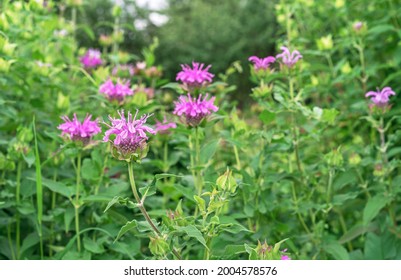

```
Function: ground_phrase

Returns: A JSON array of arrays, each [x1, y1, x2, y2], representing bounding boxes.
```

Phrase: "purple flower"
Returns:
[[99, 79, 133, 101], [365, 87, 396, 107], [155, 117, 177, 135], [103, 110, 155, 158], [176, 62, 214, 87], [248, 56, 276, 71], [281, 255, 291, 260], [80, 49, 102, 69], [173, 93, 218, 126], [58, 113, 101, 144], [276, 46, 302, 68]]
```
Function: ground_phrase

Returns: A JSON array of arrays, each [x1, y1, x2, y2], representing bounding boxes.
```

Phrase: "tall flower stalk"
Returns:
[[58, 113, 101, 252], [103, 110, 181, 259]]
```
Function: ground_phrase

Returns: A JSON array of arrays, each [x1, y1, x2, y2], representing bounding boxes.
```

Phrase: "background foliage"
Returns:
[[1, 0, 401, 260]]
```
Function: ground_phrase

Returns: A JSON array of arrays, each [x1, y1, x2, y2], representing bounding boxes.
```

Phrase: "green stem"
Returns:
[[15, 161, 22, 259], [7, 222, 16, 260], [163, 140, 168, 173], [291, 182, 311, 235], [112, 17, 120, 56], [356, 39, 367, 92], [195, 127, 203, 196], [378, 117, 396, 226], [233, 144, 242, 170], [75, 153, 82, 252], [127, 162, 181, 260], [326, 169, 335, 205], [49, 170, 58, 257], [71, 7, 77, 38]]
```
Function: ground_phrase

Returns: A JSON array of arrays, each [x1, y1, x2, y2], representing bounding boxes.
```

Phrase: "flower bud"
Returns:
[[216, 168, 237, 193], [149, 236, 169, 257], [349, 153, 361, 166]]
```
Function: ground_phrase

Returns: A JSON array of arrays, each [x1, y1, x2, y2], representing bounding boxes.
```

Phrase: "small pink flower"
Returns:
[[248, 56, 276, 71], [58, 113, 101, 144], [155, 117, 177, 135], [80, 49, 102, 69], [176, 62, 214, 87], [103, 110, 155, 157], [281, 255, 291, 260], [99, 79, 133, 101], [276, 46, 302, 68], [365, 87, 395, 107], [173, 93, 218, 127]]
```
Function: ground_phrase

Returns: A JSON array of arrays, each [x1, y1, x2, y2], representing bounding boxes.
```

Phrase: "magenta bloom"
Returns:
[[155, 117, 177, 135], [99, 79, 133, 101], [281, 255, 291, 260], [58, 114, 101, 143], [276, 46, 302, 68], [365, 87, 396, 107], [80, 49, 102, 68], [176, 62, 214, 87], [173, 93, 218, 126], [103, 110, 155, 158], [248, 56, 276, 70]]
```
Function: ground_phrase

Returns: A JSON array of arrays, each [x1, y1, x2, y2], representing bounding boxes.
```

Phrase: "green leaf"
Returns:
[[19, 232, 40, 258], [81, 158, 100, 181], [104, 196, 129, 213], [83, 236, 105, 254], [339, 223, 378, 244], [161, 82, 184, 94], [39, 177, 74, 198], [363, 195, 391, 225], [176, 225, 208, 250], [200, 139, 219, 164], [64, 207, 75, 233], [321, 108, 339, 125], [324, 242, 349, 260], [115, 220, 138, 242], [194, 195, 206, 212], [259, 110, 276, 125]]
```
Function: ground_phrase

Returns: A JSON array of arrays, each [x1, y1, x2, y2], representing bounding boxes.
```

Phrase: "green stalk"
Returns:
[[194, 127, 203, 196], [33, 119, 44, 259], [7, 223, 16, 260], [75, 152, 82, 252], [49, 170, 58, 257], [326, 169, 335, 205], [377, 117, 396, 227], [127, 162, 181, 260], [71, 7, 77, 38], [15, 161, 22, 259]]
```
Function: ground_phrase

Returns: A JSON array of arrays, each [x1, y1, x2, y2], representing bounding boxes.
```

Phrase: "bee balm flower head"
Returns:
[[99, 78, 133, 102], [155, 117, 177, 135], [173, 93, 218, 127], [176, 62, 214, 90], [103, 110, 155, 161], [365, 87, 396, 108], [276, 46, 302, 68], [80, 49, 102, 69], [248, 56, 276, 71], [58, 113, 101, 145]]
